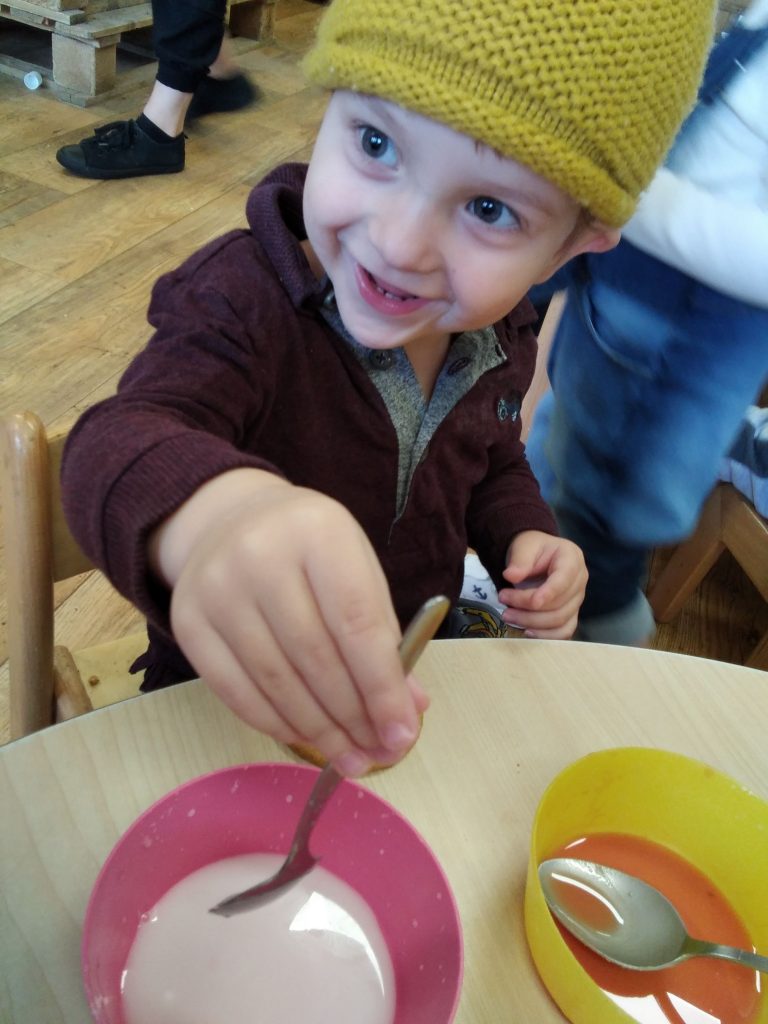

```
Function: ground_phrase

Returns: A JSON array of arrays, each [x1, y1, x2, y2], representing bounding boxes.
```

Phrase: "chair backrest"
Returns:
[[1, 411, 94, 739]]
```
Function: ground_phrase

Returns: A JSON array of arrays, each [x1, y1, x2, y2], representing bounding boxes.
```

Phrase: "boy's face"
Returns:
[[303, 91, 617, 353]]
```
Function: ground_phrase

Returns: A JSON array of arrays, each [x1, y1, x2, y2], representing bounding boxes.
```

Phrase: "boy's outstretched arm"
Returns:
[[149, 467, 427, 776], [496, 530, 587, 639]]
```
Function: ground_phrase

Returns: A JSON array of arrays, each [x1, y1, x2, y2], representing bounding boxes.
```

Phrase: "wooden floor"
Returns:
[[0, 0, 765, 743]]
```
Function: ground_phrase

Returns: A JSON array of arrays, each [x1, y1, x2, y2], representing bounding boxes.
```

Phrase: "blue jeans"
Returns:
[[526, 241, 768, 630]]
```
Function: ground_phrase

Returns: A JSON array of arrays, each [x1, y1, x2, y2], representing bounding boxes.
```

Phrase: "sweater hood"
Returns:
[[245, 162, 330, 311]]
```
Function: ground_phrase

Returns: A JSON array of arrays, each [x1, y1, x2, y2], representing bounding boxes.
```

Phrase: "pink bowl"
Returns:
[[82, 762, 463, 1023]]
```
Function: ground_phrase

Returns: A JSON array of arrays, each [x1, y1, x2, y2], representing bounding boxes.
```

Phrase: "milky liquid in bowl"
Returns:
[[83, 764, 463, 1024], [121, 852, 395, 1024]]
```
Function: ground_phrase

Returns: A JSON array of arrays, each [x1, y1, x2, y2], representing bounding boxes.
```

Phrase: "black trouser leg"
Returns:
[[153, 0, 228, 93]]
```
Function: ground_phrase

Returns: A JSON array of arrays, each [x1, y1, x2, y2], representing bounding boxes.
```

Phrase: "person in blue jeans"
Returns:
[[526, 2, 768, 646]]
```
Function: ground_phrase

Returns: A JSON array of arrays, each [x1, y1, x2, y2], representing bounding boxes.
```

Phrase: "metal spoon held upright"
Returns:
[[210, 594, 450, 918], [538, 858, 768, 974]]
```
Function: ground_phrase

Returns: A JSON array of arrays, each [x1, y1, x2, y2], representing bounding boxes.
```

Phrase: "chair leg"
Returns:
[[54, 646, 94, 722], [647, 487, 724, 622], [746, 633, 768, 673], [720, 486, 768, 601], [3, 412, 56, 739]]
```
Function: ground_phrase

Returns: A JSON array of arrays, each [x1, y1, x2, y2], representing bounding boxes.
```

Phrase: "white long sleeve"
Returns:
[[623, 9, 768, 310], [742, 0, 768, 29], [623, 167, 768, 308]]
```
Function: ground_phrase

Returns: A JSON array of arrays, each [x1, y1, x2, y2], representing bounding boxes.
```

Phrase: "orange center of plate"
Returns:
[[548, 833, 762, 1024]]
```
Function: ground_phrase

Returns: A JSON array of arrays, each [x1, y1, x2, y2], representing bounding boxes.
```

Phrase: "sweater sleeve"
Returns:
[[465, 448, 558, 590], [623, 167, 768, 309], [61, 235, 287, 635], [463, 323, 559, 587]]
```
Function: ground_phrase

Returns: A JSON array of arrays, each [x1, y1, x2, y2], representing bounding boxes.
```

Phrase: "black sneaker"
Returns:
[[56, 119, 185, 180], [186, 72, 261, 121]]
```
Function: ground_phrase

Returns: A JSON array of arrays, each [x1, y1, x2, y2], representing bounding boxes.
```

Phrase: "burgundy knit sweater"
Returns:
[[61, 163, 556, 687]]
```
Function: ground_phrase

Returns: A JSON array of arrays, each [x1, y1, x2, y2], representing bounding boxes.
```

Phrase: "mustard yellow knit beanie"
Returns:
[[304, 0, 716, 226]]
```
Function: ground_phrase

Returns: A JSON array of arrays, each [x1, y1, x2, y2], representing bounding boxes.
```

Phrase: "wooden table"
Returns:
[[2, 639, 767, 1023]]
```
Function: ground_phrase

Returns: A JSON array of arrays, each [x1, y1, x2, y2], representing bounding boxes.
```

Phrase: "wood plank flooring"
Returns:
[[0, 0, 764, 743], [0, 0, 327, 741]]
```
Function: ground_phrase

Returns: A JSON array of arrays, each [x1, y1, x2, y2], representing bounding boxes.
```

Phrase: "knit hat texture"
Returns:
[[304, 0, 716, 226]]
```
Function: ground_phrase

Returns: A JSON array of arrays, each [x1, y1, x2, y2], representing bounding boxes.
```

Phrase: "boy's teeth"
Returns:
[[370, 271, 412, 301], [379, 284, 406, 300]]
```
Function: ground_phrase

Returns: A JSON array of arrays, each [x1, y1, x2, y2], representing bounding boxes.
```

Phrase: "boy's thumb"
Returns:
[[502, 560, 532, 584]]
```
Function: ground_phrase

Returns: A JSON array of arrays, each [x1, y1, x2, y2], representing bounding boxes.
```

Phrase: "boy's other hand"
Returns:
[[150, 469, 427, 776], [497, 530, 587, 639]]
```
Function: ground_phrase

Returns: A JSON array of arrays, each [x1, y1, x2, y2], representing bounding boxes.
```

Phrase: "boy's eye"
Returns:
[[468, 196, 518, 228], [359, 125, 397, 165]]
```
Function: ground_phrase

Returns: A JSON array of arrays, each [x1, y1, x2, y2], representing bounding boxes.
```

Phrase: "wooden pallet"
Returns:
[[0, 0, 276, 104], [715, 0, 749, 32]]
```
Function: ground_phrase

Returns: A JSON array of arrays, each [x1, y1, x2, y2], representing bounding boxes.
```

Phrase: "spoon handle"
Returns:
[[278, 595, 450, 856], [684, 938, 768, 974]]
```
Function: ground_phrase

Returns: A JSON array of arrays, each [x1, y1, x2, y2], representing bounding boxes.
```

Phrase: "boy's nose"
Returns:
[[368, 195, 440, 275]]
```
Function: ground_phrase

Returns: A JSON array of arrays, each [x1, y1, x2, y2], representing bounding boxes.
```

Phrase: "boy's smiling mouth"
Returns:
[[354, 262, 431, 316], [365, 268, 416, 301]]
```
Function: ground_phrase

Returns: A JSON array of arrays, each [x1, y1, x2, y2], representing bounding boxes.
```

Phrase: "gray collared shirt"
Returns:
[[321, 290, 506, 516]]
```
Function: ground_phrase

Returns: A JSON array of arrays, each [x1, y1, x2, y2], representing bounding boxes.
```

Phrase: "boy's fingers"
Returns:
[[176, 625, 298, 744], [407, 674, 430, 714], [212, 596, 385, 757], [201, 619, 384, 770], [524, 623, 578, 640], [170, 488, 422, 766], [501, 595, 583, 630], [498, 583, 554, 610], [500, 567, 584, 611], [257, 581, 385, 753], [331, 610, 420, 754], [173, 567, 381, 761], [502, 561, 538, 585], [307, 539, 421, 756]]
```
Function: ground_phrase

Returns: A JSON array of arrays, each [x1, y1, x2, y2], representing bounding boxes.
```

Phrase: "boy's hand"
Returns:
[[150, 469, 428, 777], [497, 530, 587, 639]]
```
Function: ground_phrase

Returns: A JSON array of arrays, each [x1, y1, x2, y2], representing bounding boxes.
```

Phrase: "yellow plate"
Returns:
[[524, 747, 768, 1024]]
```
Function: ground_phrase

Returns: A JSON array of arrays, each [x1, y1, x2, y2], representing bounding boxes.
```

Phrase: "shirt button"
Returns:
[[369, 350, 394, 369], [322, 289, 336, 308], [497, 397, 520, 422]]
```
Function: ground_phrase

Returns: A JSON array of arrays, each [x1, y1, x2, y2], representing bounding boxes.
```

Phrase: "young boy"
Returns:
[[61, 0, 715, 777]]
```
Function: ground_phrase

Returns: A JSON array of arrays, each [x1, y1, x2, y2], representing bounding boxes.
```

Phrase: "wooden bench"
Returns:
[[0, 0, 276, 104]]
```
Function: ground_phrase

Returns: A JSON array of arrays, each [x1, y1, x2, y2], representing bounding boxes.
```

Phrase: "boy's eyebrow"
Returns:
[[472, 139, 561, 217], [500, 185, 560, 217], [474, 139, 504, 160], [356, 93, 402, 130]]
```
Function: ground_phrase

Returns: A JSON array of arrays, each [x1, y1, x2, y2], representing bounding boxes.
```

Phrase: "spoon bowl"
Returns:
[[539, 858, 768, 974]]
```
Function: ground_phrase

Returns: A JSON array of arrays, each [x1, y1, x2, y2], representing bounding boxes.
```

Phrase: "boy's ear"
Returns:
[[534, 223, 621, 283], [576, 225, 622, 257]]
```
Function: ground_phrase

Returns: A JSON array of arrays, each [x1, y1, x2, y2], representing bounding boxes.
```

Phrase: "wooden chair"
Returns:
[[1, 411, 147, 741], [648, 483, 768, 671]]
